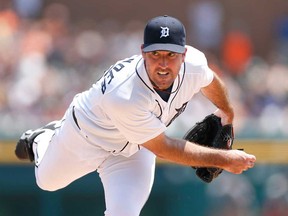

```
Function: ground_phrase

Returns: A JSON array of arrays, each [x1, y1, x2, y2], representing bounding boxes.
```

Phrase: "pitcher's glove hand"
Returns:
[[183, 114, 234, 183]]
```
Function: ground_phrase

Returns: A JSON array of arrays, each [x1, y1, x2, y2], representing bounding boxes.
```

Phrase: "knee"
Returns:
[[35, 171, 65, 192], [36, 177, 60, 192], [104, 205, 141, 216], [104, 193, 146, 216]]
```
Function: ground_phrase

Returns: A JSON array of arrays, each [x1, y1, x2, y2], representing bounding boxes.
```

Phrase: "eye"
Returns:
[[151, 51, 159, 56], [168, 52, 176, 57]]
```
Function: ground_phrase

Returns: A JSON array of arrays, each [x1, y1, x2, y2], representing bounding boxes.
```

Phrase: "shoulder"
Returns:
[[99, 55, 142, 93], [182, 45, 214, 86], [184, 45, 208, 66], [111, 54, 142, 73], [101, 63, 152, 112]]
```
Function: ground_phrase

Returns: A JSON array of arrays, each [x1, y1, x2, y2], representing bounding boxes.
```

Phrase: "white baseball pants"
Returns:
[[33, 106, 156, 216]]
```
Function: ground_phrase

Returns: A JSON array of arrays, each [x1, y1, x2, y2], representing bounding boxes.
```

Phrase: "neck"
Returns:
[[154, 84, 173, 102]]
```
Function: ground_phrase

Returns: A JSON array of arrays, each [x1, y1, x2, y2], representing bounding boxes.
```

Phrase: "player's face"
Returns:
[[142, 49, 186, 90]]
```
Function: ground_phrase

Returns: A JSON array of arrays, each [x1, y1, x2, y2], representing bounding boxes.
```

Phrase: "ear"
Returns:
[[141, 44, 146, 57], [141, 44, 145, 52], [182, 48, 187, 62]]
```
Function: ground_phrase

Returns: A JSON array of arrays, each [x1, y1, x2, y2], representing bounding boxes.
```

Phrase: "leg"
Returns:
[[15, 120, 62, 162], [35, 112, 110, 191], [15, 105, 110, 191], [98, 148, 156, 216]]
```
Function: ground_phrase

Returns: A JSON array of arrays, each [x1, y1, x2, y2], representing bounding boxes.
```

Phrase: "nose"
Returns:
[[159, 56, 168, 68]]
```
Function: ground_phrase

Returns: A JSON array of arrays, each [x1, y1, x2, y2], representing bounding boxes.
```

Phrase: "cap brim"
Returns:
[[143, 44, 186, 53]]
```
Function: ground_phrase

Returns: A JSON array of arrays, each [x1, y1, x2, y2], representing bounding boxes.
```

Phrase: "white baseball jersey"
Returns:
[[72, 45, 214, 157]]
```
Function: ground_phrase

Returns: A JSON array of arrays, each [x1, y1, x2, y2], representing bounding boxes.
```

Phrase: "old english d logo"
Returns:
[[160, 27, 169, 38]]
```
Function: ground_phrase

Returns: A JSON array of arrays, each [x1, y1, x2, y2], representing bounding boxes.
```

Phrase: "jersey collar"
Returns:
[[135, 57, 185, 95]]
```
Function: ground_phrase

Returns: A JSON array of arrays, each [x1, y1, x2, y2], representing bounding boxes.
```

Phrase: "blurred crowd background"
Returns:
[[0, 0, 288, 139], [1, 1, 288, 216]]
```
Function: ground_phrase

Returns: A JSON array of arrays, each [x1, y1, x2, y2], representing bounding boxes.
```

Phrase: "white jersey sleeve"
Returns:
[[184, 45, 214, 90]]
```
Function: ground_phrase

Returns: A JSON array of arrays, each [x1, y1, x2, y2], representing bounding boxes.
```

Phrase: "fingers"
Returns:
[[242, 154, 256, 172], [245, 161, 255, 170], [226, 150, 256, 174], [247, 153, 256, 166], [247, 158, 256, 168], [249, 160, 255, 167], [238, 163, 254, 173]]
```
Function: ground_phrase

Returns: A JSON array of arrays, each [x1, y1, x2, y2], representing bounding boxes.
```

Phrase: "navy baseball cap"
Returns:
[[143, 15, 186, 53]]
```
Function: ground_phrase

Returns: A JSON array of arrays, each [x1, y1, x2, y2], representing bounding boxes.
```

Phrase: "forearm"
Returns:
[[163, 138, 229, 168], [143, 134, 255, 174], [201, 72, 234, 123], [145, 135, 229, 168]]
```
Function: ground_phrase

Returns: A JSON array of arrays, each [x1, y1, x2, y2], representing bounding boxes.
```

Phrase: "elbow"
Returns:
[[145, 143, 166, 159], [142, 134, 172, 159], [152, 149, 166, 159]]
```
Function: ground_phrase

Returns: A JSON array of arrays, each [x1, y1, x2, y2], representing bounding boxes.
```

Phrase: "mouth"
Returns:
[[157, 71, 169, 76]]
